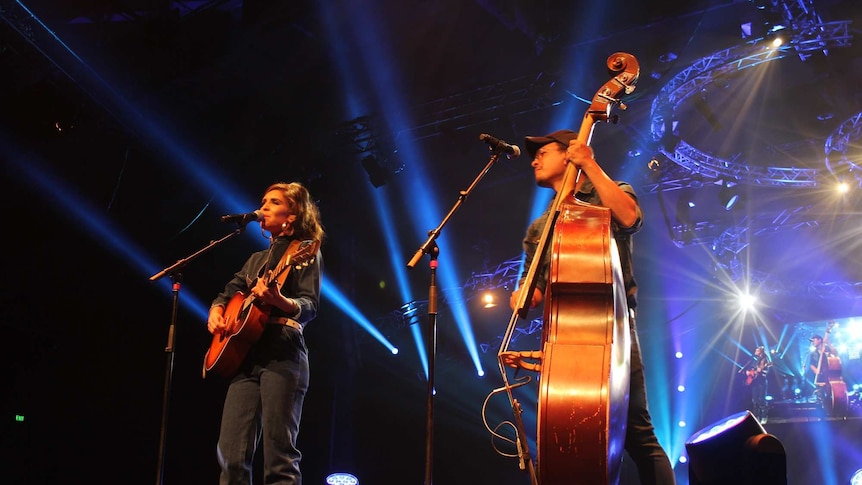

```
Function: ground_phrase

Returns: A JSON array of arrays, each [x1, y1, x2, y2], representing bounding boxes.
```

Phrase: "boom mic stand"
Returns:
[[407, 138, 513, 485], [148, 221, 253, 485]]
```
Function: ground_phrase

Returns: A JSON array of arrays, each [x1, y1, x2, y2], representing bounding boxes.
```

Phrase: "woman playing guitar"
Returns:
[[206, 181, 324, 484], [744, 346, 771, 423]]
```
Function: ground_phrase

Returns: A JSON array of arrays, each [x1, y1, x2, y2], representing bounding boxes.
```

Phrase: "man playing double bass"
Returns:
[[808, 334, 837, 400], [508, 129, 675, 485]]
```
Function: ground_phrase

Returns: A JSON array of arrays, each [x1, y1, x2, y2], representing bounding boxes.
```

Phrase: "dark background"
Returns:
[[2, 1, 861, 484]]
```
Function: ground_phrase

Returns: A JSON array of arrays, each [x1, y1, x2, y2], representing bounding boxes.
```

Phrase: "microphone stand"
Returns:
[[407, 145, 509, 485], [148, 222, 253, 485]]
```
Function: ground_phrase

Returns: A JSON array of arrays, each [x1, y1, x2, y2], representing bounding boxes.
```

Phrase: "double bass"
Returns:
[[814, 322, 848, 417], [491, 52, 639, 485]]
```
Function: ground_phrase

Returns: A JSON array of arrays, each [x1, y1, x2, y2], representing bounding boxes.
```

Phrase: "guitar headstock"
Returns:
[[290, 239, 321, 269], [587, 52, 640, 123]]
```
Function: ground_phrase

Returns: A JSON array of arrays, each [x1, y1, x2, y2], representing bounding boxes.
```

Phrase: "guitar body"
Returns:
[[744, 361, 770, 386], [203, 291, 270, 378], [201, 238, 320, 379], [537, 199, 630, 485]]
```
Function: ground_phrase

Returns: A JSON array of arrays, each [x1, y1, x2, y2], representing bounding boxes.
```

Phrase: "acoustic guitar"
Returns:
[[744, 359, 771, 386], [202, 239, 320, 378]]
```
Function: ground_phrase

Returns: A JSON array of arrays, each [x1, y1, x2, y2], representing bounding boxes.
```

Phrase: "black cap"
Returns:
[[525, 129, 578, 158], [809, 335, 823, 342]]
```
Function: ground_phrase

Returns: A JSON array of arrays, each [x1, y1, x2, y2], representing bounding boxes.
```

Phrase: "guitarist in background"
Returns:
[[744, 346, 771, 423], [506, 130, 675, 485], [207, 181, 324, 485]]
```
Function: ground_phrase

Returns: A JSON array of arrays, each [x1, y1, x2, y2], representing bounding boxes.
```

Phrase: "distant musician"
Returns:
[[744, 346, 771, 423], [808, 334, 837, 382], [506, 130, 675, 485], [807, 333, 838, 403]]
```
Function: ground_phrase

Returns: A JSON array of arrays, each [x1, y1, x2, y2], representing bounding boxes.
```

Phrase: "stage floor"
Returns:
[[766, 390, 862, 424]]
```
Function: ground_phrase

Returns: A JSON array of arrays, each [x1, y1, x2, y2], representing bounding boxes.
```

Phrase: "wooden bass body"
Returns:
[[538, 198, 631, 485]]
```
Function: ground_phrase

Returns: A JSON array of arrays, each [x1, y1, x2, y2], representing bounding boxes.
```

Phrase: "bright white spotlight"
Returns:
[[679, 456, 688, 464], [837, 181, 850, 194], [678, 385, 686, 392], [675, 351, 684, 359], [851, 468, 862, 485], [738, 292, 757, 311], [391, 348, 399, 355], [679, 420, 687, 428]]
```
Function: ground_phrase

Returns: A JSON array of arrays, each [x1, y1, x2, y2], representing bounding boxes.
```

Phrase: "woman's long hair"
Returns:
[[266, 182, 325, 241]]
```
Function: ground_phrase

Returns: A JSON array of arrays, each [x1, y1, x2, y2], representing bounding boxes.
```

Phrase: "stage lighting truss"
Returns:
[[825, 111, 862, 188], [705, 204, 861, 298], [461, 256, 523, 295], [334, 116, 402, 188], [644, 11, 858, 299], [776, 0, 847, 61], [398, 300, 425, 328], [479, 316, 544, 354], [461, 257, 522, 311], [647, 18, 851, 194], [400, 72, 564, 141]]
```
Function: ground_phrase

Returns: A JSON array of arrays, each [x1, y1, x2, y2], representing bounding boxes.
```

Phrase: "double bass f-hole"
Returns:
[[487, 52, 640, 485]]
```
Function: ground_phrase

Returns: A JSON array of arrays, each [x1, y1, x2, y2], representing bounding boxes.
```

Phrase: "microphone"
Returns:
[[479, 133, 521, 158], [220, 210, 263, 224]]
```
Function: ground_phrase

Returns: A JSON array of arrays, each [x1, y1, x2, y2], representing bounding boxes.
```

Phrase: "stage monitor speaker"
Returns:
[[686, 410, 787, 485]]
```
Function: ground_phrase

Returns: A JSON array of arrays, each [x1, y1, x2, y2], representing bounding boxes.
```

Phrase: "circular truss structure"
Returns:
[[645, 16, 860, 299], [647, 19, 852, 193]]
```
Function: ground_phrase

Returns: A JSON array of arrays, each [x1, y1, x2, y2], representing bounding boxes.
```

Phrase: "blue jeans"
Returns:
[[217, 325, 309, 485], [625, 316, 676, 485]]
